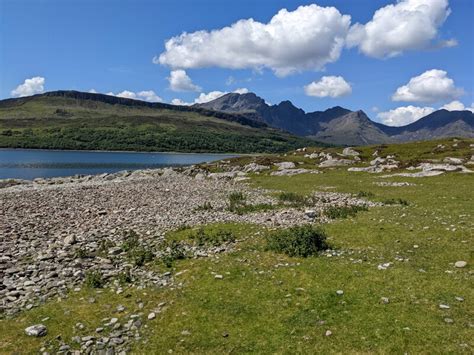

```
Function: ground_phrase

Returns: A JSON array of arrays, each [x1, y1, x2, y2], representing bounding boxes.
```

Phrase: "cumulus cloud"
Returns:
[[304, 76, 352, 98], [171, 88, 249, 106], [233, 88, 249, 94], [392, 69, 463, 103], [11, 76, 45, 97], [347, 0, 452, 58], [156, 4, 351, 76], [168, 70, 201, 92], [441, 100, 474, 112], [377, 105, 435, 126], [107, 90, 163, 102]]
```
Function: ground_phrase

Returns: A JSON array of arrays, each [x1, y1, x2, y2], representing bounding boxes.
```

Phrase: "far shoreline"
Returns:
[[0, 147, 255, 156]]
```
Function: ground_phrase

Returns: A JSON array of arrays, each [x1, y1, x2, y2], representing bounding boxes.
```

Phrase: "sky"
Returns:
[[1, 0, 473, 126]]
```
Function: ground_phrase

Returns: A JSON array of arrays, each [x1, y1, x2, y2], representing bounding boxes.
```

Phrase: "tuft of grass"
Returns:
[[325, 205, 368, 219], [277, 192, 308, 206], [74, 247, 91, 259], [266, 225, 329, 257], [191, 227, 236, 247], [117, 269, 133, 285], [195, 202, 213, 211], [161, 240, 187, 268], [121, 230, 140, 252], [383, 198, 409, 206], [357, 191, 375, 198], [84, 270, 104, 288]]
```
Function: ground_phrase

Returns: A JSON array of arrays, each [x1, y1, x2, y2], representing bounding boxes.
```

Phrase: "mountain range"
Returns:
[[0, 90, 472, 153], [196, 92, 474, 145]]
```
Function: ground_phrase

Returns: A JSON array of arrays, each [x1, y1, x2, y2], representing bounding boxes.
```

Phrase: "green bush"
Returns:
[[383, 198, 409, 206], [161, 240, 187, 268], [266, 225, 329, 257], [121, 230, 140, 252], [228, 192, 246, 211], [356, 191, 375, 198], [118, 269, 133, 285], [325, 205, 368, 219], [85, 270, 104, 288], [129, 246, 154, 266]]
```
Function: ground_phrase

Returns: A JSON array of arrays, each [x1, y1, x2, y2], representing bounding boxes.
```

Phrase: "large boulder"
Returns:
[[342, 147, 360, 157], [274, 162, 296, 170], [319, 159, 353, 168]]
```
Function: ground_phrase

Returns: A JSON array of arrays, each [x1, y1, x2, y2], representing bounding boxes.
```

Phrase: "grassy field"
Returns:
[[1, 139, 473, 354]]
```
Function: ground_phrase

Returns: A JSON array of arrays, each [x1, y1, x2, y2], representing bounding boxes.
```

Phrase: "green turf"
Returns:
[[1, 139, 473, 354]]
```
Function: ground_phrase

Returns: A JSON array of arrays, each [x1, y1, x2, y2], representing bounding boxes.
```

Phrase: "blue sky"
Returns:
[[1, 0, 473, 125]]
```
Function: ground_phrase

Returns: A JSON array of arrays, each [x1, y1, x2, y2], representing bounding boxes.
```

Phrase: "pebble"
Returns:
[[439, 304, 450, 309], [380, 297, 390, 304], [454, 261, 467, 268], [444, 318, 454, 324], [336, 290, 344, 296], [147, 312, 156, 320], [215, 275, 224, 280], [325, 330, 332, 337]]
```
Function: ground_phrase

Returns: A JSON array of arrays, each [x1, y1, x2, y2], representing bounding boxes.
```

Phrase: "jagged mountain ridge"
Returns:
[[196, 92, 474, 145]]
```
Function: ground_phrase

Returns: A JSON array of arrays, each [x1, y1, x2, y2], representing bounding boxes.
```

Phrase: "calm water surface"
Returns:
[[0, 149, 238, 180]]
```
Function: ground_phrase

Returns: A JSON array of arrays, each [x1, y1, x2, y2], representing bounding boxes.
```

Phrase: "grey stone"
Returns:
[[25, 324, 47, 337]]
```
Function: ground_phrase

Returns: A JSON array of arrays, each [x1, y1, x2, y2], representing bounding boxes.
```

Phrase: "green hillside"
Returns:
[[0, 91, 317, 153]]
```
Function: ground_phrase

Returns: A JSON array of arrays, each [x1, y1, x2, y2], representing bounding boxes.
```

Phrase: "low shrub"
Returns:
[[325, 205, 368, 219], [277, 192, 308, 206], [228, 192, 246, 212], [383, 198, 409, 206], [129, 246, 154, 267], [356, 191, 375, 198], [161, 240, 187, 268], [122, 230, 140, 252], [117, 269, 133, 285], [195, 202, 213, 211], [85, 270, 104, 288], [266, 225, 329, 257]]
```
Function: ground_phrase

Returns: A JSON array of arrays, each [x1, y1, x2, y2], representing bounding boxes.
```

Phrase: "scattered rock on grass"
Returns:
[[25, 324, 47, 337]]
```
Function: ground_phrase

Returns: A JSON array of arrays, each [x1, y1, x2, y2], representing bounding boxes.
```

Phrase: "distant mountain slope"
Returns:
[[309, 111, 394, 145], [0, 91, 317, 153], [197, 92, 474, 145]]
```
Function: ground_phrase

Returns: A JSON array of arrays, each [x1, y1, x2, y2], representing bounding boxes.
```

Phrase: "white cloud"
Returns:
[[11, 76, 45, 97], [107, 90, 163, 102], [116, 90, 138, 99], [304, 76, 352, 98], [392, 69, 463, 103], [377, 105, 436, 126], [194, 91, 227, 104], [233, 88, 249, 94], [171, 98, 192, 106], [441, 100, 474, 112], [347, 0, 451, 58], [168, 69, 201, 92], [171, 88, 249, 106], [378, 100, 474, 126], [136, 90, 163, 102], [88, 89, 98, 93], [156, 4, 351, 76]]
